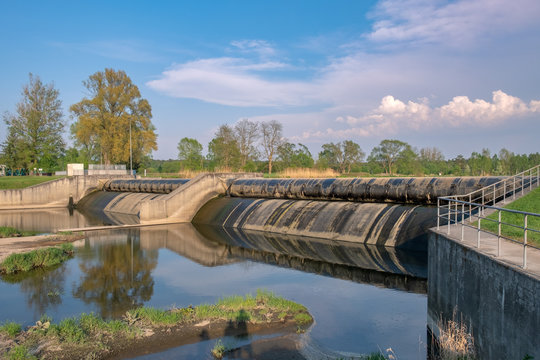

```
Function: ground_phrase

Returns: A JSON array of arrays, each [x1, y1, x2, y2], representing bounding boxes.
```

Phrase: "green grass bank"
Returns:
[[480, 186, 540, 245], [0, 176, 65, 190]]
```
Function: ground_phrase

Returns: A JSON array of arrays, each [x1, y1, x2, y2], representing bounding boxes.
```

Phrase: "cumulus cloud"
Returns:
[[368, 0, 540, 46], [147, 57, 318, 107], [319, 90, 540, 139]]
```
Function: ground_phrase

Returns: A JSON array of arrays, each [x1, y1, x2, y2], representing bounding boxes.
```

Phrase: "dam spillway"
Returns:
[[193, 197, 434, 251], [73, 175, 506, 250]]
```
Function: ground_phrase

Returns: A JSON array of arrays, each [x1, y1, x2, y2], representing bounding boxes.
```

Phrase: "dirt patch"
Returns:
[[0, 233, 85, 263]]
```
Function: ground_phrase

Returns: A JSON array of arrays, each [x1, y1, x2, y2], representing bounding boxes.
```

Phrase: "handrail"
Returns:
[[436, 164, 540, 270]]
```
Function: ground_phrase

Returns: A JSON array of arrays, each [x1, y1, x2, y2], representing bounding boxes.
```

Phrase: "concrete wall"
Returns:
[[229, 176, 507, 205], [139, 173, 259, 223], [0, 175, 132, 209], [428, 231, 539, 359]]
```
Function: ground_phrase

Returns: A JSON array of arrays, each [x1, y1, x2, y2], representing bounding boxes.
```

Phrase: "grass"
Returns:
[[0, 227, 39, 238], [479, 186, 540, 245], [0, 290, 312, 359], [0, 243, 74, 274], [0, 176, 65, 190], [0, 321, 22, 338], [6, 345, 36, 360]]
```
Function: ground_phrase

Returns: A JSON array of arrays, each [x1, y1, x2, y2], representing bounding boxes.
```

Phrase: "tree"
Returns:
[[368, 139, 409, 175], [234, 119, 259, 169], [177, 137, 203, 170], [498, 148, 513, 175], [319, 140, 364, 173], [342, 140, 365, 173], [261, 120, 283, 174], [70, 69, 157, 167], [278, 142, 314, 169], [419, 147, 445, 175], [207, 124, 240, 170], [1, 74, 65, 171]]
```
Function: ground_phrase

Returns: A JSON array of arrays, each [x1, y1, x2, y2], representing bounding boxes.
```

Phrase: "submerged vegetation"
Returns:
[[0, 290, 312, 359], [0, 243, 74, 274]]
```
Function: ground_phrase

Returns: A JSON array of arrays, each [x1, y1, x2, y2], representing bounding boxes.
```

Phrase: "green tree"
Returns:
[[278, 143, 314, 169], [1, 74, 65, 172], [498, 148, 513, 175], [419, 147, 445, 175], [177, 137, 203, 170], [261, 120, 283, 174], [367, 139, 409, 175], [319, 141, 364, 173], [70, 69, 157, 167], [207, 124, 241, 170]]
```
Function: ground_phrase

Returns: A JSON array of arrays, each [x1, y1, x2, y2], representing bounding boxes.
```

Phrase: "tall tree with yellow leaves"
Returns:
[[70, 69, 157, 166]]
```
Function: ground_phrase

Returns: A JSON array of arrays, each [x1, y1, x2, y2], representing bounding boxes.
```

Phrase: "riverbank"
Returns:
[[0, 291, 313, 359]]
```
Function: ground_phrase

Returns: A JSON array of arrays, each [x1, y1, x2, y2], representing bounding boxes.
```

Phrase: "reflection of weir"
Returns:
[[82, 224, 427, 294], [196, 225, 427, 294], [138, 224, 238, 267]]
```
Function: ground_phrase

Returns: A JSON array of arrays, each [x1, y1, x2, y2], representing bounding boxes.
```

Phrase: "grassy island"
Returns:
[[0, 290, 313, 360]]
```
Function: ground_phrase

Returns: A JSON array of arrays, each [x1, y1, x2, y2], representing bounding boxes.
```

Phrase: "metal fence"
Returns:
[[437, 165, 540, 269]]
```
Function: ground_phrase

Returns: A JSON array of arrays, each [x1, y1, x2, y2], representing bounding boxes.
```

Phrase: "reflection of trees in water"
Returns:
[[1, 264, 67, 318], [73, 236, 158, 318]]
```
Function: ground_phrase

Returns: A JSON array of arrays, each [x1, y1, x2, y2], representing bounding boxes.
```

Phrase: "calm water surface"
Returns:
[[0, 209, 427, 359]]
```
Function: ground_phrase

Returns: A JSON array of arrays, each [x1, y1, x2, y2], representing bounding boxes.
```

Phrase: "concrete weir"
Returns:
[[193, 197, 435, 251]]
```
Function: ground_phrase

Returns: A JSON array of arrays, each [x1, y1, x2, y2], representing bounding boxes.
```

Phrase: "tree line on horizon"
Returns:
[[1, 71, 538, 177]]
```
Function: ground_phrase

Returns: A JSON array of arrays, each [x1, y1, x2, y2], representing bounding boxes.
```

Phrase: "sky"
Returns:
[[0, 0, 539, 160]]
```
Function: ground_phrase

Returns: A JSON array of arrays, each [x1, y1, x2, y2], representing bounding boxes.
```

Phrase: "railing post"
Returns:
[[493, 185, 496, 205], [454, 201, 458, 225], [447, 201, 451, 235], [523, 214, 528, 269], [437, 198, 440, 230], [477, 216, 481, 248], [481, 188, 485, 215], [469, 194, 472, 219], [537, 166, 539, 188], [513, 177, 516, 200], [461, 203, 465, 241], [503, 181, 506, 204], [497, 210, 501, 257]]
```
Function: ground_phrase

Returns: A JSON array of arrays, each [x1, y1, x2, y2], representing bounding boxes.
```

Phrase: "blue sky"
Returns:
[[1, 0, 539, 160]]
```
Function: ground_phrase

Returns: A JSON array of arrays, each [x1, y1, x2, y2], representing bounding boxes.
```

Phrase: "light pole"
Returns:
[[129, 116, 133, 175]]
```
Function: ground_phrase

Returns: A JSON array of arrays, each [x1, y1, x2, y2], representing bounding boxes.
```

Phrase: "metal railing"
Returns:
[[437, 165, 540, 269]]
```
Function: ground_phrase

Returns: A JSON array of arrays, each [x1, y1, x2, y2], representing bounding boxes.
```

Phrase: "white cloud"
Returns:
[[306, 90, 539, 140], [230, 40, 276, 58], [368, 0, 540, 47], [147, 57, 317, 107]]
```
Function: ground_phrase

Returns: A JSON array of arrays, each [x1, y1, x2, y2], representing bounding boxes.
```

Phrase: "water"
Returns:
[[0, 210, 428, 359]]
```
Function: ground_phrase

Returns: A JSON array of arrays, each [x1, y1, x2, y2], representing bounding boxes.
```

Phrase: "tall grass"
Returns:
[[0, 243, 74, 274], [276, 167, 340, 178], [434, 313, 475, 360]]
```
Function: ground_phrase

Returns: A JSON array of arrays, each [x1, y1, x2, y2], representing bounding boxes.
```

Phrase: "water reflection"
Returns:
[[1, 265, 67, 319], [74, 230, 158, 318]]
